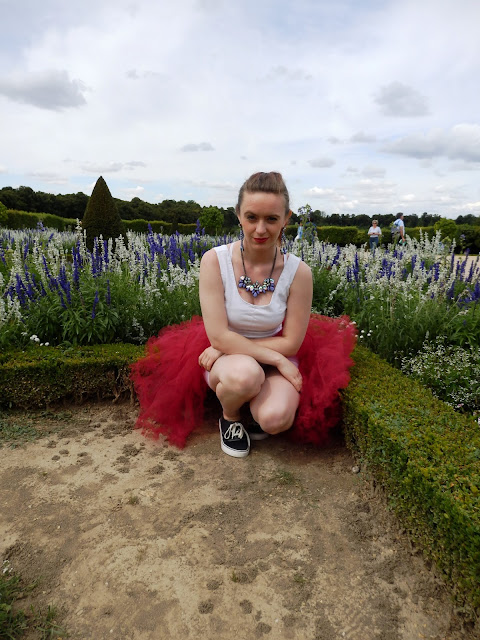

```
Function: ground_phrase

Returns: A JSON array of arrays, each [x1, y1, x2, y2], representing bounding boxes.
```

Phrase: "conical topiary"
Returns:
[[82, 176, 125, 250]]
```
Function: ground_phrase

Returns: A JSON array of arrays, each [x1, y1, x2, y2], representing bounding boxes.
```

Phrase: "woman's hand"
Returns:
[[198, 346, 223, 371], [276, 356, 303, 393]]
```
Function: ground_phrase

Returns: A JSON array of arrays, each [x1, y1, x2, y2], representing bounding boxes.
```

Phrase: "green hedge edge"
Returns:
[[1, 342, 479, 616], [0, 344, 144, 408], [342, 345, 480, 617]]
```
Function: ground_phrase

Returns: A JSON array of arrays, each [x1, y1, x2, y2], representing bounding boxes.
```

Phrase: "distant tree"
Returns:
[[0, 200, 7, 227], [434, 218, 457, 244], [223, 206, 238, 229], [82, 176, 125, 250], [199, 206, 224, 232]]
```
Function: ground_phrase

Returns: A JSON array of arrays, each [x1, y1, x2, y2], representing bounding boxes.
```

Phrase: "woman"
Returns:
[[198, 172, 312, 456], [368, 219, 382, 251], [131, 172, 356, 456]]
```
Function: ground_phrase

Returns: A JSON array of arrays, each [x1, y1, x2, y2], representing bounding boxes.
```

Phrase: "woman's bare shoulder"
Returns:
[[293, 257, 312, 279], [200, 247, 220, 266]]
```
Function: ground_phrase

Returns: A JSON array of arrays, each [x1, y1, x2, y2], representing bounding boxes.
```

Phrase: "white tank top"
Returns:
[[214, 244, 301, 338]]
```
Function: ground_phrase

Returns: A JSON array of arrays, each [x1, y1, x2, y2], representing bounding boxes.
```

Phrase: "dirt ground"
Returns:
[[0, 400, 478, 640]]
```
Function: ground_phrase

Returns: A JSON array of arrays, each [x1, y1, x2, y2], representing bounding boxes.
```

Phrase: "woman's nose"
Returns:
[[257, 220, 266, 234]]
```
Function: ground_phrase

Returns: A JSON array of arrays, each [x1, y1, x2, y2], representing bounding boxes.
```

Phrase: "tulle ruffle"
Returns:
[[130, 314, 356, 448]]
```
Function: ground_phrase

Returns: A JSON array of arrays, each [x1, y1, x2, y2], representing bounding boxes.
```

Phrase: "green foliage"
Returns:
[[0, 343, 143, 408], [401, 340, 480, 414], [457, 224, 480, 253], [403, 226, 436, 242], [0, 200, 7, 227], [0, 561, 65, 639], [82, 176, 126, 250], [317, 226, 359, 246], [5, 209, 42, 230], [342, 345, 480, 615], [199, 206, 224, 233], [4, 209, 77, 231], [124, 219, 173, 233], [177, 222, 198, 234], [434, 218, 457, 244]]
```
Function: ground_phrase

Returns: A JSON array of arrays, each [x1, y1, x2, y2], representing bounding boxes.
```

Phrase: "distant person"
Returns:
[[367, 219, 382, 251], [391, 213, 406, 245], [295, 222, 304, 241]]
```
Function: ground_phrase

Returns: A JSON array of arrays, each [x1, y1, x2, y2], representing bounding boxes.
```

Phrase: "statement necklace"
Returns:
[[238, 247, 277, 297]]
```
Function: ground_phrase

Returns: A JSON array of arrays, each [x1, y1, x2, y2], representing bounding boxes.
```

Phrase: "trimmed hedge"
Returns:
[[4, 209, 77, 231], [317, 226, 359, 245], [342, 345, 480, 615], [0, 344, 143, 408], [124, 219, 173, 234]]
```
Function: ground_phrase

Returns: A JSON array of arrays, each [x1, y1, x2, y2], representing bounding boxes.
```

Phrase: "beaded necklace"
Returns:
[[238, 247, 277, 297]]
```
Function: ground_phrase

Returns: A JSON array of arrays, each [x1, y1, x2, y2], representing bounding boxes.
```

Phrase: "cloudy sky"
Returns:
[[1, 0, 480, 218]]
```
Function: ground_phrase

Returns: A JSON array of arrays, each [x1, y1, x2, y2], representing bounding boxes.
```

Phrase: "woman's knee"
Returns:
[[256, 405, 296, 435], [217, 357, 265, 396]]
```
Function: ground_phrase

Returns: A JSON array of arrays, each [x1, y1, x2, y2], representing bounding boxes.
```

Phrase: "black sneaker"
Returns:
[[247, 420, 269, 441], [219, 417, 250, 458]]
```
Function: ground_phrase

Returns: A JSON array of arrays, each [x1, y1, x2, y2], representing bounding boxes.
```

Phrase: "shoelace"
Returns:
[[223, 422, 245, 440]]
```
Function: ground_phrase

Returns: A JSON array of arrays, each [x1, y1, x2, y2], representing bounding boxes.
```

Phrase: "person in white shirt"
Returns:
[[391, 213, 406, 245], [368, 219, 382, 251]]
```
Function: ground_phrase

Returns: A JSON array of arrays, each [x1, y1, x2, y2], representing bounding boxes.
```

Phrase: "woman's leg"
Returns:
[[249, 368, 300, 435], [208, 354, 265, 421]]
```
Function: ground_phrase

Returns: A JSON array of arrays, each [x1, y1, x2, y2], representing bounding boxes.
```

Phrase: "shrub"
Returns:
[[317, 226, 358, 246], [0, 200, 7, 226], [343, 345, 480, 615], [82, 176, 126, 250], [434, 218, 458, 244], [5, 209, 42, 229], [0, 343, 143, 408], [401, 340, 480, 414], [199, 206, 224, 234], [457, 224, 480, 254]]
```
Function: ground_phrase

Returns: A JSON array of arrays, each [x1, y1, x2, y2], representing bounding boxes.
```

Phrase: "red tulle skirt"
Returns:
[[130, 314, 357, 448]]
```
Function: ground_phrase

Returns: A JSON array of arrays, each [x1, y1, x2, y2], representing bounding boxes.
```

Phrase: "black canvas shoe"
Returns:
[[247, 419, 269, 441], [219, 417, 250, 458]]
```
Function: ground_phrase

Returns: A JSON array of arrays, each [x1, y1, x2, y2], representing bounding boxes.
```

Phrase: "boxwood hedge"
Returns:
[[342, 345, 480, 616]]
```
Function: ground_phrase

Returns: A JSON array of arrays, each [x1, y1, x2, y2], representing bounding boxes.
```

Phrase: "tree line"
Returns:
[[1, 185, 479, 229]]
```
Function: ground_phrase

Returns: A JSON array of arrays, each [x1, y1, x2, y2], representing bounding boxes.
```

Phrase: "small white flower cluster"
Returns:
[[30, 334, 49, 346]]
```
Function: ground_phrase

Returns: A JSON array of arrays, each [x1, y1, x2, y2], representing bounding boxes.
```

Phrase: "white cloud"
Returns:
[[308, 158, 335, 169], [180, 143, 215, 152], [0, 70, 87, 110], [80, 161, 147, 173], [1, 0, 480, 218], [374, 81, 429, 117], [383, 124, 480, 162], [305, 187, 335, 198], [361, 166, 386, 178], [119, 186, 145, 200], [350, 131, 376, 143]]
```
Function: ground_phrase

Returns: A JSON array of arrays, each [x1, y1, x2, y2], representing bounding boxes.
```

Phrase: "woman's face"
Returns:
[[237, 192, 290, 251]]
